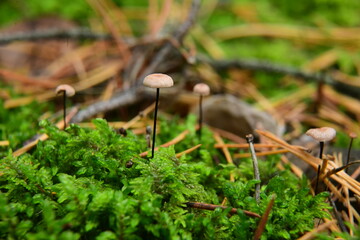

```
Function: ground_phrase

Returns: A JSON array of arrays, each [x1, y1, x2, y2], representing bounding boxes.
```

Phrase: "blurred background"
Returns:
[[1, 0, 360, 151]]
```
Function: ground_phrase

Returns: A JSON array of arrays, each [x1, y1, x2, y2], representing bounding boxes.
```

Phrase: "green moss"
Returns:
[[0, 116, 330, 239]]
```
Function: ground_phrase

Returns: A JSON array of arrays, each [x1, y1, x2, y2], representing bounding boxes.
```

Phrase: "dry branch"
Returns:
[[202, 57, 360, 99], [0, 28, 115, 45], [184, 202, 261, 218]]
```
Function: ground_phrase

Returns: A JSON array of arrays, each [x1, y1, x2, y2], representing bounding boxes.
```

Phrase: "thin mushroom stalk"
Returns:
[[55, 84, 75, 129], [143, 73, 174, 159], [152, 88, 160, 157], [198, 94, 203, 138], [345, 132, 357, 174], [193, 83, 210, 140]]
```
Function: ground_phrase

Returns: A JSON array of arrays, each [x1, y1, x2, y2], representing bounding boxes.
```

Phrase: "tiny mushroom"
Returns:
[[306, 127, 336, 194], [193, 83, 210, 139], [55, 84, 76, 129], [143, 73, 174, 159], [306, 127, 336, 159]]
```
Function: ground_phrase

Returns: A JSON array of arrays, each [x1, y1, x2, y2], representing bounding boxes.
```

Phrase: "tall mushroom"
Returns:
[[55, 84, 75, 129], [143, 73, 174, 159], [193, 83, 210, 140], [306, 127, 336, 194]]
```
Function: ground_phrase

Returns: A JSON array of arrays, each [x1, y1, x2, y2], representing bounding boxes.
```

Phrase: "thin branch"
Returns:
[[203, 57, 332, 83], [184, 202, 261, 218], [254, 194, 276, 240], [0, 28, 120, 45], [202, 57, 360, 99], [70, 87, 140, 123]]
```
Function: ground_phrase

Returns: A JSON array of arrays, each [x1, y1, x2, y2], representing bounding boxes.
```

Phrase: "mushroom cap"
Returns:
[[55, 84, 76, 97], [349, 132, 357, 139], [306, 127, 336, 142], [193, 83, 210, 96], [143, 73, 174, 88]]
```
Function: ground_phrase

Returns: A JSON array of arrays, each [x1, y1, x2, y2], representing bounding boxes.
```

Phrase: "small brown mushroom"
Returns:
[[143, 73, 174, 159], [55, 84, 76, 129], [193, 83, 210, 140]]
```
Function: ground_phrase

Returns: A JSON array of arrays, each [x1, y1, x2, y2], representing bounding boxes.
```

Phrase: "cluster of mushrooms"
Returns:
[[55, 73, 354, 199], [55, 73, 210, 159]]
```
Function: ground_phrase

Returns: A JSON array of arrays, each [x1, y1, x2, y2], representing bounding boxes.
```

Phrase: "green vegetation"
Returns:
[[0, 116, 330, 239], [1, 0, 359, 238], [0, 101, 51, 158]]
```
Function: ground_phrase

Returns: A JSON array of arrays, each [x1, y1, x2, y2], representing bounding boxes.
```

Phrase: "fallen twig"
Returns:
[[184, 202, 261, 218], [0, 28, 115, 45], [253, 194, 276, 240], [201, 57, 360, 99]]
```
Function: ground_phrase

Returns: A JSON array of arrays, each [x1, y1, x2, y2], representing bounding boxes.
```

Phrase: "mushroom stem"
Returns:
[[315, 165, 321, 195], [62, 91, 67, 129], [345, 133, 356, 173], [316, 141, 326, 194], [151, 88, 160, 159], [319, 141, 324, 159], [198, 95, 203, 140], [246, 134, 261, 203], [55, 84, 75, 130], [346, 137, 354, 166]]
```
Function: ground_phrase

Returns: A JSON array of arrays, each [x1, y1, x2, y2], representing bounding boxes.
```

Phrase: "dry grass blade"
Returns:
[[0, 140, 9, 146], [210, 127, 246, 143], [0, 69, 58, 89], [325, 160, 360, 178], [253, 194, 276, 240], [139, 126, 195, 157], [297, 220, 337, 240], [213, 132, 234, 182], [323, 85, 360, 116], [87, 0, 131, 59], [234, 149, 289, 158], [175, 144, 201, 158], [212, 24, 360, 45], [122, 102, 156, 129], [343, 186, 354, 236], [280, 155, 304, 178], [5, 62, 122, 108], [256, 129, 360, 196], [214, 143, 280, 149], [213, 132, 234, 165]]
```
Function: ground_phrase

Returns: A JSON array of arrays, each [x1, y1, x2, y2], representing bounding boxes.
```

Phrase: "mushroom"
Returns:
[[306, 127, 336, 194], [193, 83, 210, 139], [143, 73, 174, 158], [306, 127, 336, 159], [55, 84, 75, 129]]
